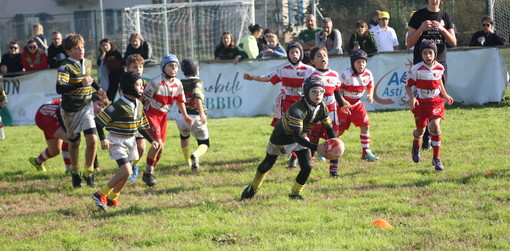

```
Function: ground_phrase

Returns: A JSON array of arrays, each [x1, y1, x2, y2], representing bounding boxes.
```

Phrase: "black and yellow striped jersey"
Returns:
[[95, 97, 149, 138]]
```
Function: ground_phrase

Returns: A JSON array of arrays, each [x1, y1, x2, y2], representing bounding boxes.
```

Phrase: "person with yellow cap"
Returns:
[[370, 11, 399, 52]]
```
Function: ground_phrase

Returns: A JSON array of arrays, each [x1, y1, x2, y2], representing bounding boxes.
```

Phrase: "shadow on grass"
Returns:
[[155, 157, 261, 175], [90, 204, 164, 219]]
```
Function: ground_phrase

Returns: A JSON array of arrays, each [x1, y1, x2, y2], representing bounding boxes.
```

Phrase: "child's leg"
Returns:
[[62, 142, 71, 173], [291, 149, 313, 198], [429, 118, 442, 159], [133, 137, 146, 166], [360, 126, 378, 161], [35, 138, 61, 165], [413, 127, 426, 147], [69, 137, 81, 172], [83, 132, 98, 175], [180, 136, 191, 167], [145, 139, 163, 174]]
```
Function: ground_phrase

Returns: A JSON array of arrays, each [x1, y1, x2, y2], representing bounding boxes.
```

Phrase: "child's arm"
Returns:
[[95, 121, 114, 150], [177, 101, 194, 126], [335, 89, 352, 115], [243, 73, 269, 82], [366, 87, 374, 104], [439, 80, 454, 105], [195, 97, 207, 125], [139, 129, 159, 150]]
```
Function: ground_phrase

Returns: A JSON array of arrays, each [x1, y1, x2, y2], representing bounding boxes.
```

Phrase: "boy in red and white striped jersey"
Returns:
[[141, 54, 194, 187], [405, 41, 453, 171], [336, 50, 379, 171]]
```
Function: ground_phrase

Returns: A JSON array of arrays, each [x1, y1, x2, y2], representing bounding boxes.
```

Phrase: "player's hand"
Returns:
[[97, 88, 107, 100], [339, 105, 351, 115], [407, 98, 418, 110], [199, 114, 207, 125], [151, 141, 160, 150], [83, 76, 94, 86], [243, 73, 253, 80], [101, 139, 114, 150], [185, 116, 194, 126], [444, 95, 454, 105], [366, 95, 373, 104], [420, 20, 433, 31], [317, 143, 338, 160]]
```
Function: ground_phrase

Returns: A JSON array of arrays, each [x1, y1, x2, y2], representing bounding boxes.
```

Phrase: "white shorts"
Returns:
[[60, 102, 96, 139], [107, 134, 139, 162], [266, 141, 309, 158], [176, 114, 209, 141]]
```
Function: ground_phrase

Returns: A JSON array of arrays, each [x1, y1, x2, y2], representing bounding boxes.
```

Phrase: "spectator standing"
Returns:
[[214, 32, 247, 64], [407, 0, 456, 150], [47, 31, 67, 68], [298, 14, 322, 52], [0, 40, 23, 74], [240, 24, 263, 59], [32, 23, 48, 53], [123, 33, 153, 64], [368, 10, 381, 29], [370, 11, 399, 52], [21, 39, 48, 71], [315, 17, 343, 55], [469, 16, 506, 46], [97, 38, 124, 101], [347, 20, 378, 56]]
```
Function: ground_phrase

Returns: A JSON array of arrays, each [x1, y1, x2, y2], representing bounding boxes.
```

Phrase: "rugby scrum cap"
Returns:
[[286, 42, 304, 63], [420, 40, 437, 58], [302, 75, 325, 96], [350, 49, 368, 73], [181, 58, 199, 76], [120, 71, 142, 98], [160, 54, 179, 71]]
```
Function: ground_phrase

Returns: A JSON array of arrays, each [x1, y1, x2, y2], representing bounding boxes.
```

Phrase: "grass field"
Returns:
[[0, 49, 509, 250]]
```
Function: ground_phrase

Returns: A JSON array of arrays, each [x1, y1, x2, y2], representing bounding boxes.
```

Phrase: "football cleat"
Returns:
[[330, 172, 340, 178], [287, 155, 298, 169], [361, 150, 379, 161], [240, 184, 256, 200], [92, 193, 107, 211], [71, 173, 82, 188], [29, 157, 46, 172], [129, 165, 139, 182], [106, 198, 120, 208], [289, 194, 304, 200], [412, 146, 421, 163], [83, 173, 97, 188], [142, 172, 157, 187], [191, 153, 199, 172], [432, 158, 444, 171]]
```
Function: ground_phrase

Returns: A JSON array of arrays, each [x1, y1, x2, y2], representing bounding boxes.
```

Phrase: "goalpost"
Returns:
[[488, 0, 510, 43], [123, 0, 255, 61]]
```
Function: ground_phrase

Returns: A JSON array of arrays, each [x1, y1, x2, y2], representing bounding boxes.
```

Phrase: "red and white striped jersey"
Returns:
[[143, 74, 185, 115], [268, 62, 315, 98], [339, 68, 374, 104], [306, 68, 340, 111], [406, 62, 444, 102], [38, 99, 62, 119]]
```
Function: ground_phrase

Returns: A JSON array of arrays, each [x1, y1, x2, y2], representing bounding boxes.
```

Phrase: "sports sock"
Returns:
[[290, 181, 305, 196], [182, 146, 191, 166], [107, 191, 121, 201], [329, 159, 338, 174], [132, 158, 141, 166], [252, 171, 267, 193], [36, 148, 55, 165], [360, 134, 370, 155], [193, 144, 208, 157], [146, 158, 155, 173], [413, 130, 421, 148], [62, 142, 71, 170], [83, 166, 94, 176], [99, 185, 113, 196], [431, 135, 441, 158]]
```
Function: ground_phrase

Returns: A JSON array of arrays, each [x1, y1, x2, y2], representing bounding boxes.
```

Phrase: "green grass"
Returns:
[[1, 99, 510, 249]]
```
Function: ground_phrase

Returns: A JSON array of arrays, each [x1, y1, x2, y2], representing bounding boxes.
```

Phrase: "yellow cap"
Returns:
[[379, 11, 390, 19]]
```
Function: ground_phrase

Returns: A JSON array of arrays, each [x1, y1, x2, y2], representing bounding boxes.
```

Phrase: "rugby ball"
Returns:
[[318, 138, 345, 160]]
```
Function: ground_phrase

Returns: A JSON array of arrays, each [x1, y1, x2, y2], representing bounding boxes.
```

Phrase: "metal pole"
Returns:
[[264, 0, 267, 28], [99, 0, 105, 39], [163, 0, 170, 54], [189, 0, 195, 58]]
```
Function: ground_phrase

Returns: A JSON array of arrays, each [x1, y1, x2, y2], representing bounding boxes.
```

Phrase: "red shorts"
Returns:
[[337, 102, 370, 132], [308, 123, 340, 142], [412, 99, 445, 128], [145, 108, 168, 141], [272, 95, 300, 127], [35, 111, 60, 140]]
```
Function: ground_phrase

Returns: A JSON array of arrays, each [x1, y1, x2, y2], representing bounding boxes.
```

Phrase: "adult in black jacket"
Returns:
[[469, 16, 506, 47]]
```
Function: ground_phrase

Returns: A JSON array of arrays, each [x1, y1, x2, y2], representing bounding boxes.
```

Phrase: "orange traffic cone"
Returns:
[[372, 219, 394, 229], [485, 171, 496, 175]]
